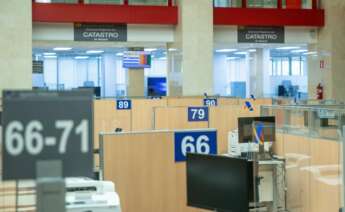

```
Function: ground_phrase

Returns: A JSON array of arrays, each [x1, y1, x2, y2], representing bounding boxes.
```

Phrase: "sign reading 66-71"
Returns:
[[2, 90, 94, 180]]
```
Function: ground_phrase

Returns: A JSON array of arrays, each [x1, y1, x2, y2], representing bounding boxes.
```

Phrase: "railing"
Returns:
[[213, 0, 319, 9], [34, 0, 175, 6]]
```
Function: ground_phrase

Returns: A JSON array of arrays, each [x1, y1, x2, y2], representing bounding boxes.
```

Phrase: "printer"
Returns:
[[65, 178, 121, 212]]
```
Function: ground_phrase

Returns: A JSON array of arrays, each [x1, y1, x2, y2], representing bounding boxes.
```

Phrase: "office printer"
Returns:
[[65, 178, 121, 212]]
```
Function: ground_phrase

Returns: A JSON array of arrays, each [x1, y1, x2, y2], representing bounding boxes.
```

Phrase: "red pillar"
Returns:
[[277, 0, 282, 9], [242, 0, 247, 8], [124, 0, 129, 5], [312, 0, 317, 9], [168, 0, 173, 6]]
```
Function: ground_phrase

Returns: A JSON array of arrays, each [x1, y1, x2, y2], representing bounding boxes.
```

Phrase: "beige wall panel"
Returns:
[[93, 100, 131, 148], [102, 132, 206, 212], [131, 99, 168, 131], [154, 107, 208, 130]]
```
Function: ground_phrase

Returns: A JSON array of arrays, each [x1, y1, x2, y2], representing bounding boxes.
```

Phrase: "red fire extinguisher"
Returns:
[[316, 83, 323, 100]]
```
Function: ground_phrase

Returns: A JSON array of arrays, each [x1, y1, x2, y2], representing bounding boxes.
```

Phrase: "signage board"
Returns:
[[188, 107, 209, 122], [238, 26, 285, 43], [203, 98, 218, 107], [174, 130, 217, 162], [74, 23, 127, 42], [33, 61, 44, 74], [2, 90, 94, 180], [116, 99, 132, 110], [123, 51, 152, 69]]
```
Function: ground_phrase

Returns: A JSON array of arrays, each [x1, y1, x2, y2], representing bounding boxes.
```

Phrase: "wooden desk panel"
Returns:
[[131, 99, 168, 131], [93, 100, 131, 148], [154, 107, 208, 130], [167, 97, 203, 107], [102, 132, 206, 212]]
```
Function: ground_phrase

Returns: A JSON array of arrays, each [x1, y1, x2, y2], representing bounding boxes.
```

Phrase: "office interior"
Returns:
[[1, 0, 345, 212], [32, 44, 309, 99]]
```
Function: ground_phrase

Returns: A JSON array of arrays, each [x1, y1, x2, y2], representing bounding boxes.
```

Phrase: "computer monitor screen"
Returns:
[[78, 87, 101, 97], [187, 153, 253, 212], [238, 116, 275, 143]]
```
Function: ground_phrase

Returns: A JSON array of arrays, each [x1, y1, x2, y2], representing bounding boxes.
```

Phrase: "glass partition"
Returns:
[[261, 105, 344, 212]]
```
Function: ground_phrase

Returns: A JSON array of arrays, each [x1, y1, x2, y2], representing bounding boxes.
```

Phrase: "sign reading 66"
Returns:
[[174, 130, 217, 162]]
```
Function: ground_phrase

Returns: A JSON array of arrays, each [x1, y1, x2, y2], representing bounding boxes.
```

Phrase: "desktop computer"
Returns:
[[238, 116, 275, 160]]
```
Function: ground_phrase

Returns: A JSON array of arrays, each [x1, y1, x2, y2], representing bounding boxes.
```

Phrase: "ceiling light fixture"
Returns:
[[75, 56, 89, 59], [144, 48, 157, 52], [276, 46, 300, 50], [216, 49, 237, 53], [43, 52, 56, 56], [86, 50, 104, 54], [53, 47, 72, 51], [291, 49, 308, 53]]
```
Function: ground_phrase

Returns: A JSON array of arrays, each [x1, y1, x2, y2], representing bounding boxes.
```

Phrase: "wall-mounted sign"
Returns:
[[74, 23, 127, 42], [203, 98, 218, 107], [33, 61, 44, 74], [174, 130, 217, 162], [2, 90, 94, 180], [116, 99, 132, 110], [238, 26, 285, 43], [188, 107, 209, 122]]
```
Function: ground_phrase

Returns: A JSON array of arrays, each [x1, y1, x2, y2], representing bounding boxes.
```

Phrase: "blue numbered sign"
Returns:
[[116, 100, 132, 110], [174, 130, 217, 162], [203, 98, 218, 107], [188, 107, 209, 122]]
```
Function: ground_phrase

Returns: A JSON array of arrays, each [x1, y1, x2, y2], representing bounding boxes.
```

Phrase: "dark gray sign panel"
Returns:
[[2, 90, 94, 180], [74, 23, 127, 42], [238, 26, 285, 43]]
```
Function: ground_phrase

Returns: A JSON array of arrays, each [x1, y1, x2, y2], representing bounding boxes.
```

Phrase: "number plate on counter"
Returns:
[[188, 107, 209, 122], [174, 130, 217, 162], [2, 90, 93, 180]]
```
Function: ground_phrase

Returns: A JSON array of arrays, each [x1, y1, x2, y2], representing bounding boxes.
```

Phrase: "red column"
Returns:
[[242, 0, 247, 8], [124, 0, 129, 5], [277, 0, 282, 9], [78, 0, 84, 4], [312, 0, 317, 9], [168, 0, 173, 7]]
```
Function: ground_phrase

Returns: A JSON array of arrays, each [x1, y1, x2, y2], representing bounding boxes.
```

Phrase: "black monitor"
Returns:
[[78, 87, 101, 97], [238, 116, 275, 143], [186, 153, 253, 212]]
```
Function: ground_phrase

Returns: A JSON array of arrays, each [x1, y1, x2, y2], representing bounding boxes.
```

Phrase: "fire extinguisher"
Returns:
[[316, 83, 323, 100]]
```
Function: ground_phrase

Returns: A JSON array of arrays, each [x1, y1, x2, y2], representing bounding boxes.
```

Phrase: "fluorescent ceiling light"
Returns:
[[159, 57, 167, 60], [168, 48, 177, 52], [291, 49, 308, 53], [303, 51, 317, 55], [53, 47, 72, 51], [144, 48, 157, 52], [216, 49, 237, 53], [227, 57, 239, 60], [43, 52, 56, 56], [234, 51, 248, 55], [276, 46, 300, 50], [248, 49, 256, 53], [116, 52, 124, 56], [75, 56, 89, 59], [44, 55, 57, 59], [86, 50, 104, 54]]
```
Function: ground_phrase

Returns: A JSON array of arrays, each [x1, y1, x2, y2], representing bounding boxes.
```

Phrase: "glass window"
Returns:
[[281, 58, 289, 76], [291, 57, 301, 76]]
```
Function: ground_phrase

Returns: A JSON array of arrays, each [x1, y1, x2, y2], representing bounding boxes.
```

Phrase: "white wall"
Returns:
[[213, 54, 228, 95], [145, 59, 167, 77]]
